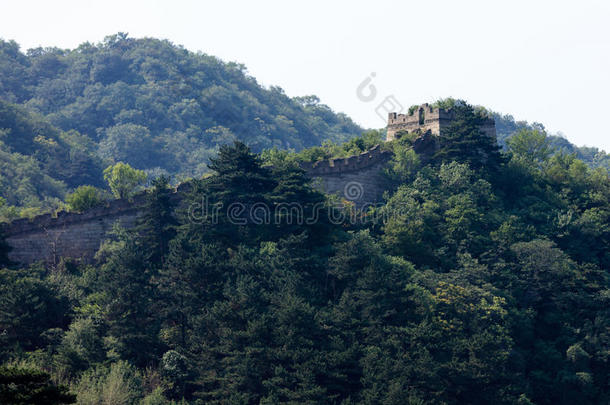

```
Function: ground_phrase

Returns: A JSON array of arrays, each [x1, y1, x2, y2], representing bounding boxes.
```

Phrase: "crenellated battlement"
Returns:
[[0, 184, 192, 266], [299, 144, 393, 175], [4, 196, 145, 238], [3, 182, 195, 239], [387, 104, 454, 126]]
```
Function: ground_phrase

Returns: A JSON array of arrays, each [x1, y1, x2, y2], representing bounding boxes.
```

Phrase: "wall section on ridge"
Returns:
[[2, 146, 394, 266]]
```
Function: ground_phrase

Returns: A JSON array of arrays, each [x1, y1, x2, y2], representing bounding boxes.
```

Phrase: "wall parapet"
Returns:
[[1, 145, 392, 240], [299, 144, 393, 176], [2, 195, 146, 238]]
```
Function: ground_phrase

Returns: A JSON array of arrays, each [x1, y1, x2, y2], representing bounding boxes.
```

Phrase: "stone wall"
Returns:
[[2, 146, 394, 266], [300, 144, 393, 208], [3, 195, 145, 266]]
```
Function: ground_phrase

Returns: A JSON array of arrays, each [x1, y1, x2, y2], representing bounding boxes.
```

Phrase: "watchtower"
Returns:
[[386, 103, 496, 141]]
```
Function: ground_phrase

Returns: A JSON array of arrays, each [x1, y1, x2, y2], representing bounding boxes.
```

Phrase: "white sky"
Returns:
[[1, 0, 609, 151]]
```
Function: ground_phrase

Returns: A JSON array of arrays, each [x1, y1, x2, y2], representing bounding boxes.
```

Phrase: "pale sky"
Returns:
[[1, 0, 609, 151]]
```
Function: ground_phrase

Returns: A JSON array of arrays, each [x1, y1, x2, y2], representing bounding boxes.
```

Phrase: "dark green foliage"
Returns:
[[383, 162, 499, 269], [434, 102, 505, 175], [0, 366, 75, 404], [1, 115, 609, 403], [91, 229, 163, 367], [0, 226, 11, 267], [0, 268, 70, 361], [160, 350, 195, 400], [136, 175, 177, 265], [185, 141, 278, 247]]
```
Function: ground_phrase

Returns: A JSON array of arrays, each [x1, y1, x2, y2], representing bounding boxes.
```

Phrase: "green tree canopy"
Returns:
[[434, 102, 505, 175], [0, 366, 75, 404], [65, 185, 107, 212], [103, 162, 147, 199]]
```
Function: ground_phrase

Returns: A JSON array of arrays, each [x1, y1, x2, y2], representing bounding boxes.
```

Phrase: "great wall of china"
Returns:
[[1, 103, 495, 266], [2, 146, 393, 266]]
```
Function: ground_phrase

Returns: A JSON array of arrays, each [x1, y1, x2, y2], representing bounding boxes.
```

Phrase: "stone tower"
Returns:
[[386, 103, 496, 141]]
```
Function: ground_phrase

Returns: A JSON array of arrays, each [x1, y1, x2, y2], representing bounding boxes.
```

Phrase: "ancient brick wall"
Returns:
[[2, 147, 394, 266], [3, 196, 145, 266], [301, 144, 393, 208]]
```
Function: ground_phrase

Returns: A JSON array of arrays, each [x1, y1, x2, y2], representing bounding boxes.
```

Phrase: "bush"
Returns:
[[75, 361, 143, 405], [66, 186, 107, 212]]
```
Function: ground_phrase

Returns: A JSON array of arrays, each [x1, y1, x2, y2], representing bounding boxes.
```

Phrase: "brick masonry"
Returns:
[[3, 196, 143, 266], [301, 144, 393, 208]]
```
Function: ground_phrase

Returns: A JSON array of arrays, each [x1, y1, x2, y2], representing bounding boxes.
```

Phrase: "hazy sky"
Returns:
[[2, 0, 609, 151]]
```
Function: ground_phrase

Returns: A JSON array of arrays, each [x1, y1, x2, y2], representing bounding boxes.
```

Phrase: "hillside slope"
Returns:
[[0, 33, 362, 175], [494, 113, 609, 169], [0, 34, 363, 215]]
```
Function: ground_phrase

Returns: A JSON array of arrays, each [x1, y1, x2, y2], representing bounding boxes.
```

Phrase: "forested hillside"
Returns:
[[494, 113, 610, 169], [0, 33, 361, 215], [0, 100, 104, 213], [1, 103, 609, 404]]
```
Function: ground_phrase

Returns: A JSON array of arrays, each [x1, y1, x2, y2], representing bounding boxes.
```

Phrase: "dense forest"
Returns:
[[1, 102, 609, 404], [1, 34, 609, 404]]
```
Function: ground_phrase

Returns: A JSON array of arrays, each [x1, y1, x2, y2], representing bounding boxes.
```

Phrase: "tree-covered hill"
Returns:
[[0, 33, 361, 174], [494, 113, 609, 169], [0, 100, 104, 212], [0, 34, 363, 216]]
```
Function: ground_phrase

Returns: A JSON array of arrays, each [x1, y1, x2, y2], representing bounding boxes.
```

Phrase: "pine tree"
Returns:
[[270, 161, 330, 240], [135, 175, 177, 266], [0, 366, 76, 404], [156, 238, 226, 351], [434, 102, 505, 175], [182, 141, 277, 247], [95, 230, 162, 367]]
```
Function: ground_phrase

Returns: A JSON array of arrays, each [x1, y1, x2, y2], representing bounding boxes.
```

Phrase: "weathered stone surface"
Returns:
[[303, 145, 393, 208], [3, 195, 145, 266]]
